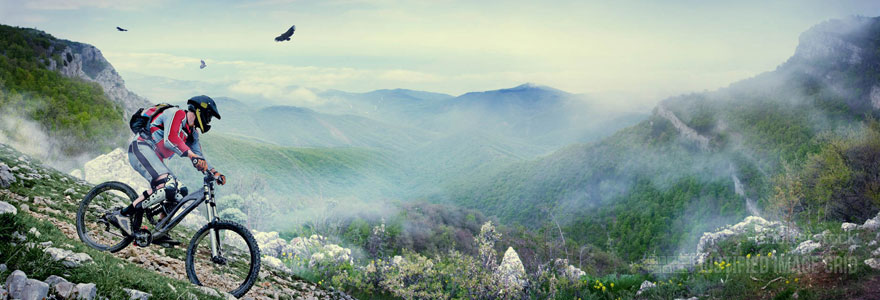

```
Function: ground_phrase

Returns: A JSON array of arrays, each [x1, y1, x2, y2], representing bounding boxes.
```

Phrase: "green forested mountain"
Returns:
[[444, 16, 880, 260], [0, 25, 127, 156]]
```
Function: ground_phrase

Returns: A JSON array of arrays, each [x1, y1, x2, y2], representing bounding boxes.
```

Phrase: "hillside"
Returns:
[[0, 24, 148, 164], [0, 142, 352, 299], [445, 16, 880, 261]]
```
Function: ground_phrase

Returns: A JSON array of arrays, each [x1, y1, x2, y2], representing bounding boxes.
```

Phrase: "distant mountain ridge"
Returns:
[[446, 16, 880, 260]]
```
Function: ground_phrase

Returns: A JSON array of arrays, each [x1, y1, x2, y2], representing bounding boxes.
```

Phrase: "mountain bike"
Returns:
[[75, 171, 261, 298]]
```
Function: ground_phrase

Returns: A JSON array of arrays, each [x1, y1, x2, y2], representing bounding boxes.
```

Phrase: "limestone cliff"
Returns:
[[43, 40, 150, 116]]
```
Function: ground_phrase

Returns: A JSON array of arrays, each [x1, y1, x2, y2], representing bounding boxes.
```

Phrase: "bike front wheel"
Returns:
[[185, 220, 261, 298], [76, 181, 135, 252]]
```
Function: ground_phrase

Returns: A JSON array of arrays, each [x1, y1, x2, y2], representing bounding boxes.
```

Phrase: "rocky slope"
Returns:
[[0, 142, 352, 299]]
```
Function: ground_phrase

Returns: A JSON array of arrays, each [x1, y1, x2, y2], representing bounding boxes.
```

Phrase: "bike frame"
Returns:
[[150, 173, 221, 257]]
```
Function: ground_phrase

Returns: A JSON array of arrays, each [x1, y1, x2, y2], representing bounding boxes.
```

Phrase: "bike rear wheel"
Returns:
[[185, 220, 261, 298], [76, 182, 135, 252]]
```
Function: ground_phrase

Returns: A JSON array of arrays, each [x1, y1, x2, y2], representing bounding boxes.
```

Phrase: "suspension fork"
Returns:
[[205, 182, 221, 258]]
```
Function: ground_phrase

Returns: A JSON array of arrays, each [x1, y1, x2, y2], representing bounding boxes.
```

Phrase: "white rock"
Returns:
[[842, 222, 858, 232], [254, 231, 294, 258], [83, 148, 149, 192], [44, 275, 68, 287], [196, 286, 221, 298], [637, 280, 657, 295], [69, 169, 84, 180], [6, 270, 28, 299], [0, 163, 15, 188], [54, 281, 77, 299], [0, 201, 17, 215], [29, 227, 41, 238], [262, 256, 291, 273], [695, 216, 791, 265], [76, 283, 97, 300], [123, 288, 151, 300], [791, 240, 821, 255], [872, 247, 880, 257], [862, 219, 880, 232], [21, 279, 49, 300], [866, 258, 880, 270], [44, 247, 94, 267]]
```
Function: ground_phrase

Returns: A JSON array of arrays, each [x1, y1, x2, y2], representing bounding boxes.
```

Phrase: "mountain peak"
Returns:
[[789, 16, 878, 66]]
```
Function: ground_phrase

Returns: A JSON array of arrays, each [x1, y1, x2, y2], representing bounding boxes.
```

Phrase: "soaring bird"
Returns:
[[116, 26, 128, 32], [274, 25, 295, 42], [200, 60, 206, 69]]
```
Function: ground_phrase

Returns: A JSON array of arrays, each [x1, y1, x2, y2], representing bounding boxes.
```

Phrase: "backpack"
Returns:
[[129, 103, 178, 136]]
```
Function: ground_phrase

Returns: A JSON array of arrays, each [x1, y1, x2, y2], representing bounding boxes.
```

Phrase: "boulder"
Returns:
[[866, 258, 880, 270], [791, 240, 821, 255], [123, 288, 152, 300], [69, 169, 84, 180], [496, 247, 526, 295], [21, 278, 49, 300], [83, 148, 149, 192], [553, 258, 585, 281], [29, 227, 41, 238], [842, 222, 858, 232], [76, 283, 97, 300], [254, 231, 294, 258], [289, 234, 325, 255], [696, 216, 790, 264], [44, 247, 94, 267], [637, 280, 657, 296], [44, 275, 68, 287], [6, 270, 28, 299], [862, 218, 880, 232], [0, 162, 15, 188], [0, 201, 17, 215], [54, 281, 77, 299], [13, 231, 26, 241], [262, 255, 291, 273], [196, 286, 221, 298]]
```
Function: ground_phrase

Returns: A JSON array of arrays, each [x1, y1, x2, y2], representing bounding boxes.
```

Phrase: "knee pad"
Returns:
[[146, 175, 184, 207]]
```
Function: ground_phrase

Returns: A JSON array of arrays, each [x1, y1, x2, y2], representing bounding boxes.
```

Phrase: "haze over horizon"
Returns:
[[2, 0, 879, 109]]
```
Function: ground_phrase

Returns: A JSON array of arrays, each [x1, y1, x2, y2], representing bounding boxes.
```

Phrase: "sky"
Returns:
[[1, 0, 879, 108]]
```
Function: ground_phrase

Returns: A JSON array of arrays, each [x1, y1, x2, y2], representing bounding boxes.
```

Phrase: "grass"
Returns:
[[0, 200, 222, 300], [0, 143, 226, 299]]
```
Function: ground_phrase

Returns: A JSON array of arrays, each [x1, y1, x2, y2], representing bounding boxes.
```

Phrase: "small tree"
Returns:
[[772, 163, 804, 230], [220, 208, 248, 225], [475, 221, 501, 270]]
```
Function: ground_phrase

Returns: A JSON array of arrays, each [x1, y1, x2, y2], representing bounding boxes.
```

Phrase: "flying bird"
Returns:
[[274, 25, 295, 42], [116, 27, 128, 32], [200, 60, 206, 69]]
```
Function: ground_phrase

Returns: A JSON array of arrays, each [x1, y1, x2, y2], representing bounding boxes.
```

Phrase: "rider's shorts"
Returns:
[[127, 140, 171, 187]]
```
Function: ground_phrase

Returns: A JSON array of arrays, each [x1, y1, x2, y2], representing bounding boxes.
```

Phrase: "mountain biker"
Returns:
[[109, 95, 226, 246]]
